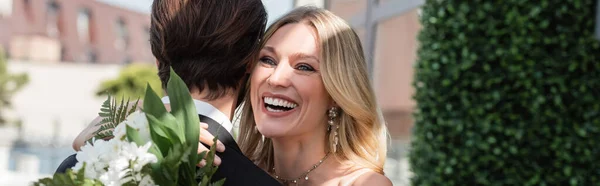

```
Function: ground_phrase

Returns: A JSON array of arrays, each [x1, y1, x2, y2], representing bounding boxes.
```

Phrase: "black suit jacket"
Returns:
[[55, 114, 280, 186]]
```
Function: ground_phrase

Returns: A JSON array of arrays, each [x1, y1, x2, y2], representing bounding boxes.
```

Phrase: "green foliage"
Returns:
[[34, 164, 103, 186], [90, 95, 139, 142], [96, 63, 162, 100], [139, 69, 224, 186], [37, 70, 223, 186], [197, 137, 226, 186], [410, 1, 600, 185], [0, 47, 28, 126]]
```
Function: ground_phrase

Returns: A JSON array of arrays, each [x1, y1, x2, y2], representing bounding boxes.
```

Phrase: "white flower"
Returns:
[[113, 120, 127, 141], [99, 157, 129, 186], [73, 111, 158, 185], [113, 110, 151, 142], [139, 175, 157, 186], [123, 142, 157, 172], [74, 139, 114, 179]]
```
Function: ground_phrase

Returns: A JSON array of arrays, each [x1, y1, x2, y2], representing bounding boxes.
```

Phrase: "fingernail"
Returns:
[[201, 123, 209, 129], [214, 156, 221, 166], [217, 142, 225, 152], [197, 160, 206, 167]]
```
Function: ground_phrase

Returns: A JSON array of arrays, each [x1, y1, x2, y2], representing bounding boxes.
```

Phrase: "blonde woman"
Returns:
[[238, 6, 391, 186]]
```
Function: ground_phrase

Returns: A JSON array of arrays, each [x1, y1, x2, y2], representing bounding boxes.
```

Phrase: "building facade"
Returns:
[[0, 0, 152, 64]]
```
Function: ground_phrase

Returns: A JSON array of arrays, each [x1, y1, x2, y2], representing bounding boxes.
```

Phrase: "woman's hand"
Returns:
[[197, 122, 226, 167], [72, 116, 104, 151]]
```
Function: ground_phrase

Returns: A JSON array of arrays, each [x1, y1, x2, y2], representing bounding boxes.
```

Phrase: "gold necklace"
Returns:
[[272, 152, 331, 185]]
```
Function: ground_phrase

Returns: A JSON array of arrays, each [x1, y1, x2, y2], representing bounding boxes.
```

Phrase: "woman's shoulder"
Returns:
[[352, 170, 392, 186], [339, 167, 392, 186]]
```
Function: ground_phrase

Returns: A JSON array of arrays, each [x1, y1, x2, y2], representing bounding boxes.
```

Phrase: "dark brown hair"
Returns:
[[150, 0, 267, 99]]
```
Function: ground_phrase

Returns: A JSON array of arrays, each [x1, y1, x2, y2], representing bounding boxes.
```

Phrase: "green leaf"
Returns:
[[32, 164, 102, 186], [126, 125, 145, 146], [150, 112, 186, 144], [166, 68, 200, 170], [143, 83, 168, 119], [157, 143, 193, 185], [209, 178, 226, 186], [146, 114, 179, 151], [76, 164, 86, 182], [148, 143, 164, 160], [92, 95, 140, 141]]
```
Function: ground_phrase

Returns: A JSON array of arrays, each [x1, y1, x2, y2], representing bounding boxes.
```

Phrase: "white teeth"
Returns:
[[275, 99, 281, 106], [266, 107, 284, 112], [263, 97, 298, 109]]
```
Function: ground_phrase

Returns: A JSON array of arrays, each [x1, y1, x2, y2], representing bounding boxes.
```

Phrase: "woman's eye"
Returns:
[[296, 64, 315, 72], [259, 57, 277, 66]]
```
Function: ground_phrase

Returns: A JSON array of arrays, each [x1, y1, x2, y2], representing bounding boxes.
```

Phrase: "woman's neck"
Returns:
[[271, 131, 329, 180]]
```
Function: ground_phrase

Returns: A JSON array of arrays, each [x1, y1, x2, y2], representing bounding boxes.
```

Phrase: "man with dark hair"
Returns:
[[55, 1, 280, 185]]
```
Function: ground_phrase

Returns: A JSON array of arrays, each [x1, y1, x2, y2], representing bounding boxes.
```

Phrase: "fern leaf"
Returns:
[[113, 97, 121, 125], [96, 118, 111, 126], [117, 97, 129, 124], [110, 97, 117, 125], [98, 95, 112, 117], [91, 95, 141, 143], [128, 98, 140, 115]]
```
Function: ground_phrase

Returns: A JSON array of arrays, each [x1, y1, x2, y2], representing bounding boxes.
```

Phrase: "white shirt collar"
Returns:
[[161, 96, 233, 134]]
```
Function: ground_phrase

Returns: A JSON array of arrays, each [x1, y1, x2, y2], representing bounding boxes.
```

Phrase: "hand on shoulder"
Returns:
[[72, 116, 103, 151], [351, 171, 393, 186], [72, 101, 144, 151]]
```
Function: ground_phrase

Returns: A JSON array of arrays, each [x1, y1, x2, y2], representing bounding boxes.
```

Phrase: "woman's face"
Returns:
[[250, 23, 332, 138]]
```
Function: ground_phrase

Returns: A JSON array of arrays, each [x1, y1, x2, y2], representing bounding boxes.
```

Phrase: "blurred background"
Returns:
[[0, 0, 418, 185]]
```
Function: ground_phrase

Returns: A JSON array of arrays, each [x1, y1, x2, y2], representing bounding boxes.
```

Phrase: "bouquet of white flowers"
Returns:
[[34, 69, 224, 186]]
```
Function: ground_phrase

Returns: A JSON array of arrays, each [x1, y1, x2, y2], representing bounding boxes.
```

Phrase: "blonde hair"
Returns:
[[237, 6, 388, 174]]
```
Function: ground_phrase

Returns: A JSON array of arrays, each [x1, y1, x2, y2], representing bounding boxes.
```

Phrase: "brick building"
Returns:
[[0, 0, 153, 63]]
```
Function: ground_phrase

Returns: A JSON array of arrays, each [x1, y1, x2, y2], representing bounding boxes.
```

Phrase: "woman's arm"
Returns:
[[72, 116, 104, 151], [72, 101, 143, 151]]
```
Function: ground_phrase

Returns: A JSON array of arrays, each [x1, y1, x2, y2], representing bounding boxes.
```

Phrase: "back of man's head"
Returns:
[[150, 0, 267, 99]]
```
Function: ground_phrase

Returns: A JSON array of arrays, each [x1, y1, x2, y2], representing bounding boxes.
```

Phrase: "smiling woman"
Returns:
[[238, 6, 391, 186]]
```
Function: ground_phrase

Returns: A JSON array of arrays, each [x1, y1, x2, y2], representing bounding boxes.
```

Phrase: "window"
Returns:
[[77, 8, 91, 43], [123, 55, 131, 64], [143, 26, 150, 42], [88, 49, 97, 63], [60, 45, 67, 61], [0, 0, 13, 18], [23, 0, 33, 22], [81, 48, 97, 63], [114, 17, 129, 50], [46, 1, 60, 38], [143, 26, 152, 58]]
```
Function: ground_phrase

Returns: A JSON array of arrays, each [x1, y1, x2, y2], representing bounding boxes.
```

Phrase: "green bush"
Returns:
[[0, 47, 28, 126], [409, 1, 600, 185], [96, 63, 162, 100]]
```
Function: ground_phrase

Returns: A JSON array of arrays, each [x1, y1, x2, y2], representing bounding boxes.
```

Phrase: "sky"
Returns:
[[97, 0, 295, 25]]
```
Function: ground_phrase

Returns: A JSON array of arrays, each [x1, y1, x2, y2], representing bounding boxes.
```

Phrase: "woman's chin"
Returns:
[[257, 129, 283, 139], [256, 125, 288, 139]]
